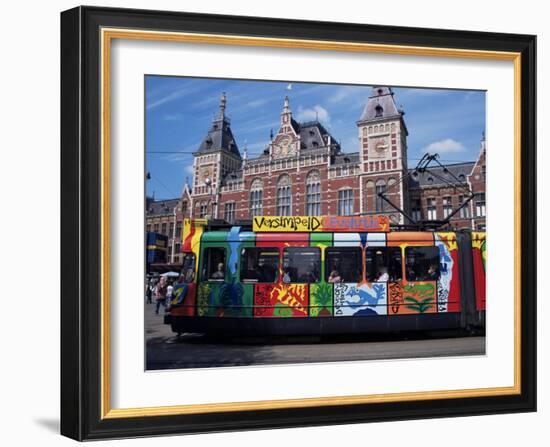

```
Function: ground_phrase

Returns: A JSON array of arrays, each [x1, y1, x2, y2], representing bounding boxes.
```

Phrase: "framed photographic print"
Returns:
[[60, 5, 536, 441]]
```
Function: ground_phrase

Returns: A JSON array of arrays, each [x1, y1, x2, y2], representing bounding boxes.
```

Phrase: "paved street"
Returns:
[[145, 303, 485, 370]]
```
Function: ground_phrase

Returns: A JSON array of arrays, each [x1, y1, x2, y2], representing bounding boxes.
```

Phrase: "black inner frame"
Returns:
[[61, 6, 537, 441]]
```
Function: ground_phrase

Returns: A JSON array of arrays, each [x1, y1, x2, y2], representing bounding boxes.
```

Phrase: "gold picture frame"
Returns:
[[61, 6, 536, 440]]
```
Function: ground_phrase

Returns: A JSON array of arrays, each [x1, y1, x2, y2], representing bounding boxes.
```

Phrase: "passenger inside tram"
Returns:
[[328, 270, 342, 283], [405, 246, 440, 281], [366, 247, 402, 282], [211, 262, 225, 280], [376, 267, 389, 282], [427, 264, 439, 280], [282, 268, 292, 284]]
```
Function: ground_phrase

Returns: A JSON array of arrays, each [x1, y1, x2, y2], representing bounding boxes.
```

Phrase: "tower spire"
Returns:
[[280, 95, 292, 127], [218, 91, 227, 119]]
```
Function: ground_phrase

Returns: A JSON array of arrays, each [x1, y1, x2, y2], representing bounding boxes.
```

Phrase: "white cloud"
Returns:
[[295, 105, 331, 125], [185, 164, 195, 175], [327, 86, 366, 104], [163, 113, 184, 121], [246, 98, 267, 108], [147, 87, 194, 110], [423, 138, 466, 154]]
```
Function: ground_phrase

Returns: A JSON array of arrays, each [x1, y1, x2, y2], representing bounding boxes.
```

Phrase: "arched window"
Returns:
[[375, 179, 387, 212], [199, 202, 208, 218], [305, 170, 321, 216], [276, 174, 292, 216], [338, 189, 354, 216], [249, 178, 263, 217]]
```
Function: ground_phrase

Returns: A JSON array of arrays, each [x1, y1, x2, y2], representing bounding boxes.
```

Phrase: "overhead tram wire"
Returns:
[[147, 172, 180, 199]]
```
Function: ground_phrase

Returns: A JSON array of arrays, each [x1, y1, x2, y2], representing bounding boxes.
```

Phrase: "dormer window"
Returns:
[[375, 105, 383, 117], [377, 88, 384, 95], [309, 130, 315, 136], [458, 174, 466, 182], [312, 141, 319, 148], [427, 177, 434, 184]]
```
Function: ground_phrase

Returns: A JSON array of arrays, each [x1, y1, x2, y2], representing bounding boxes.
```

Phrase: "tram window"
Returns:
[[240, 247, 279, 283], [405, 246, 440, 281], [181, 253, 196, 283], [325, 247, 362, 283], [202, 247, 226, 282], [366, 247, 402, 282], [282, 247, 321, 283]]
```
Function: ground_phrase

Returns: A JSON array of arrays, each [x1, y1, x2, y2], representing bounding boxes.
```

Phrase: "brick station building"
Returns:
[[147, 86, 486, 260]]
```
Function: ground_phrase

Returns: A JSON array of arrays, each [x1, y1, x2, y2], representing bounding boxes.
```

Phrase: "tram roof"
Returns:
[[197, 229, 468, 245], [184, 217, 481, 241]]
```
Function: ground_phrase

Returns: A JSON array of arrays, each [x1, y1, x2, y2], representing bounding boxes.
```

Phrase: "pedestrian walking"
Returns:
[[165, 280, 174, 311], [155, 277, 167, 314], [145, 279, 153, 304]]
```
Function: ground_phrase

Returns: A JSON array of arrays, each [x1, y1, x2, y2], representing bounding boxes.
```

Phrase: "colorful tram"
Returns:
[[165, 216, 486, 336]]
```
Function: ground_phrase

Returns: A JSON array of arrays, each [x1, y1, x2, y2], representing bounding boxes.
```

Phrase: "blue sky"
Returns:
[[145, 76, 486, 200]]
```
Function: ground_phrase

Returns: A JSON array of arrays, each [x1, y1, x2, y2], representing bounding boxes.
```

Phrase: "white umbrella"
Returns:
[[160, 271, 179, 277]]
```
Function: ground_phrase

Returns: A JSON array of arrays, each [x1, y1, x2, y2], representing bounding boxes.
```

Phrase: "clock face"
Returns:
[[375, 139, 388, 152], [200, 167, 211, 182], [274, 136, 292, 158], [370, 136, 389, 159]]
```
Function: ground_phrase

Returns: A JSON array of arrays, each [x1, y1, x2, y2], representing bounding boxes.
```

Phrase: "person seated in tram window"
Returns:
[[376, 267, 389, 282], [282, 268, 292, 284], [427, 263, 439, 280], [328, 270, 342, 283], [210, 262, 225, 280]]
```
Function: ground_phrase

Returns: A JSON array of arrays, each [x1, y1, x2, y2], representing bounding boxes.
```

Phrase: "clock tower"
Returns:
[[270, 96, 300, 159], [357, 86, 410, 223], [191, 92, 241, 218]]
